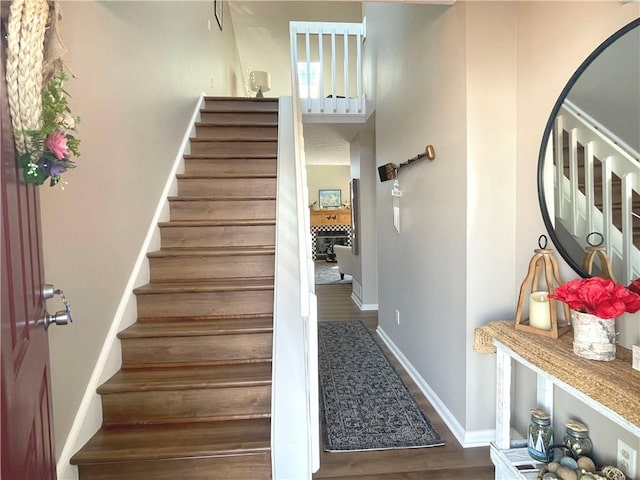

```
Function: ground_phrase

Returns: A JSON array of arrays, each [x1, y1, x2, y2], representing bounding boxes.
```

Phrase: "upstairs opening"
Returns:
[[290, 20, 368, 123]]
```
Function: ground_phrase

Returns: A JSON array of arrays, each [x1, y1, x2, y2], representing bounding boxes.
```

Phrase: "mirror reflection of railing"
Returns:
[[538, 18, 639, 283], [289, 21, 366, 118], [547, 100, 640, 284]]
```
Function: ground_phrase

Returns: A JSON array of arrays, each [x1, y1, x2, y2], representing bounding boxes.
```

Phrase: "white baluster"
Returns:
[[331, 28, 336, 112], [569, 127, 579, 235], [344, 30, 349, 113], [305, 28, 311, 112], [554, 116, 565, 222], [584, 141, 595, 235], [622, 173, 634, 284], [356, 30, 362, 113], [318, 27, 324, 111], [602, 156, 614, 261]]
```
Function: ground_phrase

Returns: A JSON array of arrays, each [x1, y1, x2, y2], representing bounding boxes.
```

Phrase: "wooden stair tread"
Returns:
[[190, 138, 277, 143], [168, 195, 275, 201], [184, 154, 276, 160], [119, 316, 273, 339], [195, 121, 278, 127], [133, 278, 274, 295], [204, 96, 278, 102], [200, 108, 278, 114], [148, 246, 275, 258], [70, 418, 271, 464], [98, 363, 272, 393], [176, 173, 276, 179], [159, 219, 275, 227]]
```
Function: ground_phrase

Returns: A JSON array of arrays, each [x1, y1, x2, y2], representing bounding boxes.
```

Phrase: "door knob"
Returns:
[[43, 310, 70, 330], [41, 284, 73, 330]]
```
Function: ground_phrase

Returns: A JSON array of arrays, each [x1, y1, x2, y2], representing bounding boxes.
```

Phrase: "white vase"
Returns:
[[571, 311, 617, 361]]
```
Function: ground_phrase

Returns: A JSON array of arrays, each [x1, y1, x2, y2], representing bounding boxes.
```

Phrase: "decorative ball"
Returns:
[[577, 456, 597, 473], [600, 466, 626, 480], [555, 465, 579, 480], [560, 456, 579, 470], [547, 462, 560, 473]]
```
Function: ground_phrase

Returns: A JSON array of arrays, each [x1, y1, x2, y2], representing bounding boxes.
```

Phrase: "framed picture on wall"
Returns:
[[214, 0, 223, 31], [319, 189, 341, 208]]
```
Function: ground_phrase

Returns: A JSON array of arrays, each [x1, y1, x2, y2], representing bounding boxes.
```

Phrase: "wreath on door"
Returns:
[[6, 0, 80, 187]]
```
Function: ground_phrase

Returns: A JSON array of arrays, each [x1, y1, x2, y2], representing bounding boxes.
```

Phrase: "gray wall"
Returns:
[[363, 0, 640, 455], [43, 0, 244, 465], [568, 26, 639, 153], [349, 120, 378, 308]]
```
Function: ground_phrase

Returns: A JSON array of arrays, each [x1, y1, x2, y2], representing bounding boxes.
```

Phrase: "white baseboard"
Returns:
[[351, 280, 378, 311], [351, 292, 378, 311], [375, 326, 494, 448], [55, 95, 205, 480]]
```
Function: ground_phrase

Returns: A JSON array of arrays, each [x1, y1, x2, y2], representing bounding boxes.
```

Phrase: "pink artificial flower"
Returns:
[[549, 276, 640, 319], [628, 278, 640, 296], [44, 131, 69, 160]]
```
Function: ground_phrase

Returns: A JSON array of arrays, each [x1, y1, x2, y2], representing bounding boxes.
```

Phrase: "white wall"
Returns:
[[40, 0, 243, 464], [364, 0, 640, 448], [230, 1, 362, 96]]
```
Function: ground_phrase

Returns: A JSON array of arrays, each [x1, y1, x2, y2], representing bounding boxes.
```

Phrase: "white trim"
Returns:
[[271, 97, 315, 480], [376, 326, 494, 449], [351, 292, 378, 311], [350, 280, 378, 311], [55, 95, 204, 480]]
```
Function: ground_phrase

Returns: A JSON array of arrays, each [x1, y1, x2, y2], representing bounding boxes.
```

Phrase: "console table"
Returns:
[[310, 208, 351, 226], [310, 208, 352, 260], [474, 321, 640, 480]]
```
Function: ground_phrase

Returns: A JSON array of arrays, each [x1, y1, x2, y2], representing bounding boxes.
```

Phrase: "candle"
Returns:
[[529, 291, 551, 330]]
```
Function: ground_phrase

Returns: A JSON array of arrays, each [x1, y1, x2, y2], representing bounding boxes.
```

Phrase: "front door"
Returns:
[[1, 10, 57, 480]]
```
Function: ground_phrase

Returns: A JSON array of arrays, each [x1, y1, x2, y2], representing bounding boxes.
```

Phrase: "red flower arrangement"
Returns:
[[548, 277, 640, 319]]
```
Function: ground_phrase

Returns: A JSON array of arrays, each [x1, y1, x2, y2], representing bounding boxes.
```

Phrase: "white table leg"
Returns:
[[496, 346, 512, 449]]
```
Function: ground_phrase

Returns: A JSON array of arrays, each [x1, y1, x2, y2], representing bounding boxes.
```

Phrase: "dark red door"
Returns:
[[1, 11, 57, 480]]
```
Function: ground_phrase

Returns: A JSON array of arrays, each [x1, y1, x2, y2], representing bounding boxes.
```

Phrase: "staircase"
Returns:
[[561, 133, 640, 247], [70, 97, 279, 480]]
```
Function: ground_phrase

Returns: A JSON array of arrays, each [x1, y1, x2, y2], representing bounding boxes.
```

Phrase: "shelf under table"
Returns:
[[476, 320, 640, 479]]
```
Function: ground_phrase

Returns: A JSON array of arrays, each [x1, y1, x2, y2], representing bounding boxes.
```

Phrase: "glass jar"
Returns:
[[528, 409, 553, 462], [563, 420, 593, 456]]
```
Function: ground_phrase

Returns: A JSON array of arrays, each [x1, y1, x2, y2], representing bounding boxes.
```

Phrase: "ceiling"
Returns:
[[302, 123, 365, 165]]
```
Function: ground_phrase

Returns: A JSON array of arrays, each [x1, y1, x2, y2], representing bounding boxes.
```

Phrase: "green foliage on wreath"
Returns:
[[19, 72, 80, 187]]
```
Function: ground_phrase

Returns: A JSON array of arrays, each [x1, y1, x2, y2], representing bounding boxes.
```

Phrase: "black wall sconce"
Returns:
[[378, 145, 436, 182]]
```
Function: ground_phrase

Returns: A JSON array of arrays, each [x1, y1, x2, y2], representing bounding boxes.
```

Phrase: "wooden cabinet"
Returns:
[[310, 208, 351, 226]]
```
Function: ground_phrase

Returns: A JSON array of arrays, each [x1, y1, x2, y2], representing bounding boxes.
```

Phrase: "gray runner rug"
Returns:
[[318, 320, 445, 452]]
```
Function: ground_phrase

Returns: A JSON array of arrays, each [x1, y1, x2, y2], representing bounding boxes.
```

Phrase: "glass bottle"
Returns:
[[528, 409, 553, 462], [563, 420, 593, 456]]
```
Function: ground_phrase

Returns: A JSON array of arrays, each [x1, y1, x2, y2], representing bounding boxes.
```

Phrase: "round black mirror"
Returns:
[[537, 18, 640, 283]]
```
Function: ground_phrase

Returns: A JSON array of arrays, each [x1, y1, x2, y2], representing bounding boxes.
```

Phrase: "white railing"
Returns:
[[290, 20, 366, 119], [270, 100, 318, 478], [552, 100, 640, 284], [272, 19, 367, 478]]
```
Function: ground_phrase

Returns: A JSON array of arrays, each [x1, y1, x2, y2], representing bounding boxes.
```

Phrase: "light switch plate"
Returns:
[[633, 345, 640, 372]]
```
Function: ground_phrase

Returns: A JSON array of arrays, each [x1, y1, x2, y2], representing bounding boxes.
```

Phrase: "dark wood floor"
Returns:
[[314, 283, 495, 479]]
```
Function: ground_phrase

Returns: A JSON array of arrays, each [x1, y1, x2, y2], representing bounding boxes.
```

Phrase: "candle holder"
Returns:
[[582, 232, 615, 281], [515, 235, 571, 339]]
